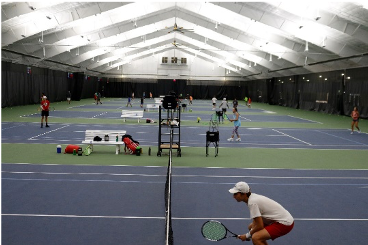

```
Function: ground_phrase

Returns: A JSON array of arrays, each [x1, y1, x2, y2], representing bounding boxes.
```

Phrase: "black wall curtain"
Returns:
[[344, 67, 368, 118], [2, 61, 367, 118]]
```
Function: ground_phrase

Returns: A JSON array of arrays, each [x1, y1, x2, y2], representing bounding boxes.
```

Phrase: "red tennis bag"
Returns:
[[122, 135, 140, 154], [64, 144, 80, 154]]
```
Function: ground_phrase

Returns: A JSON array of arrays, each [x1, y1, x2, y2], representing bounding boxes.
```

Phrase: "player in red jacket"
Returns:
[[40, 96, 50, 128]]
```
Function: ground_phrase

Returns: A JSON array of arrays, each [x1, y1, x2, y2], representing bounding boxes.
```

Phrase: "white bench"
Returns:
[[121, 110, 144, 123], [82, 130, 127, 155], [145, 104, 160, 112], [154, 97, 163, 105]]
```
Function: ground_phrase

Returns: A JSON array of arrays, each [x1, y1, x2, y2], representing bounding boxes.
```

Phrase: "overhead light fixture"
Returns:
[[92, 57, 94, 61], [39, 31, 44, 43], [215, 22, 218, 29], [97, 57, 99, 62], [315, 8, 321, 21], [43, 47, 46, 57], [248, 61, 251, 68], [269, 53, 272, 62], [304, 56, 308, 66], [117, 65, 119, 70], [76, 47, 79, 56], [305, 41, 309, 51], [254, 62, 257, 67], [322, 36, 326, 47]]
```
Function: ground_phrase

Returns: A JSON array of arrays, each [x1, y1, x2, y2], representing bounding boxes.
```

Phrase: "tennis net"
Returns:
[[164, 128, 174, 245]]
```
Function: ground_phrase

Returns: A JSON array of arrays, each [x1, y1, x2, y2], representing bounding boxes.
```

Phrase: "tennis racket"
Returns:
[[201, 220, 238, 241], [223, 113, 231, 121]]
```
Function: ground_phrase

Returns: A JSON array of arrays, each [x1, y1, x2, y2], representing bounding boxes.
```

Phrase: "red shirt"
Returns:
[[352, 111, 359, 120], [41, 100, 50, 111]]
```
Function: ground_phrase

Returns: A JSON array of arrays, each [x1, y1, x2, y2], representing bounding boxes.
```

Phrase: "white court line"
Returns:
[[1, 124, 26, 130], [92, 112, 108, 118], [3, 171, 368, 179], [28, 125, 70, 140], [2, 213, 368, 221], [3, 162, 368, 171], [272, 129, 312, 146], [239, 116, 251, 121], [315, 130, 368, 146], [288, 115, 323, 124]]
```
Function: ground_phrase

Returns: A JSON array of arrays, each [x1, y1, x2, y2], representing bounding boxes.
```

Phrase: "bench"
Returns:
[[145, 103, 160, 112], [82, 130, 127, 155], [121, 110, 144, 123], [154, 97, 163, 105]]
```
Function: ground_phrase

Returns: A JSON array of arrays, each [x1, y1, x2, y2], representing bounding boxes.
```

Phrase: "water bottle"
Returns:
[[116, 135, 118, 142]]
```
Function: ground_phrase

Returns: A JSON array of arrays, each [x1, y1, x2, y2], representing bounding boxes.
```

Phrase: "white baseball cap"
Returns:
[[229, 181, 250, 194], [43, 96, 47, 99]]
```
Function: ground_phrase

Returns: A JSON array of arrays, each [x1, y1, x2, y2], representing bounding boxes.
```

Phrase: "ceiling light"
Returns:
[[269, 54, 272, 61], [304, 56, 308, 66], [322, 36, 326, 47], [305, 41, 308, 51]]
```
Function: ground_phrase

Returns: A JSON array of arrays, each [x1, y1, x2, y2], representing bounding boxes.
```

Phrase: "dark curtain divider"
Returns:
[[2, 61, 367, 118]]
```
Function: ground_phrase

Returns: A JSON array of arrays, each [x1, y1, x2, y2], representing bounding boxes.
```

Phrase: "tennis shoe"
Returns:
[[358, 130, 361, 133], [351, 132, 353, 134], [227, 138, 234, 142], [236, 138, 241, 142]]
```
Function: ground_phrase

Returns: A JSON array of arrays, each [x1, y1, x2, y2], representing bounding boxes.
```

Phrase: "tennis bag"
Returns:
[[122, 134, 140, 154], [64, 144, 80, 154]]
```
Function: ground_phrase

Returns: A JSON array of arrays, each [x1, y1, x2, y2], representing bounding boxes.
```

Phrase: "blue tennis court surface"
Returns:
[[2, 122, 368, 149], [21, 110, 316, 123], [2, 164, 368, 245]]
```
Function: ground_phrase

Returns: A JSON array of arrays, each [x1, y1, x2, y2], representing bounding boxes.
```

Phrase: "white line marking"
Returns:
[[2, 214, 368, 221], [272, 129, 312, 145], [316, 130, 368, 146], [28, 125, 70, 140], [288, 115, 323, 124], [1, 124, 26, 130], [3, 171, 368, 179]]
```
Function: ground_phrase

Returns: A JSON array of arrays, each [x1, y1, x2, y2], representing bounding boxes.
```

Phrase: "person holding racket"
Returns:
[[229, 181, 294, 244], [351, 106, 361, 134], [227, 107, 241, 142], [40, 95, 50, 128]]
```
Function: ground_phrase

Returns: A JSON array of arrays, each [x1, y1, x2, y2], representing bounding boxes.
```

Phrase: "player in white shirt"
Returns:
[[212, 96, 217, 110], [229, 181, 294, 244]]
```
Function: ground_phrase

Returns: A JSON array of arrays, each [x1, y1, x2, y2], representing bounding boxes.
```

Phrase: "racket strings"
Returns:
[[202, 221, 227, 241]]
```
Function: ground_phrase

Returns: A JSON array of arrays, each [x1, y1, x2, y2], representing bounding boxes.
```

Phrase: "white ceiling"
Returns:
[[2, 1, 368, 80]]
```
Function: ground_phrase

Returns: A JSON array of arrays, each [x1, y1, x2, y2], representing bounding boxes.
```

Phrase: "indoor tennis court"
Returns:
[[2, 2, 368, 245]]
